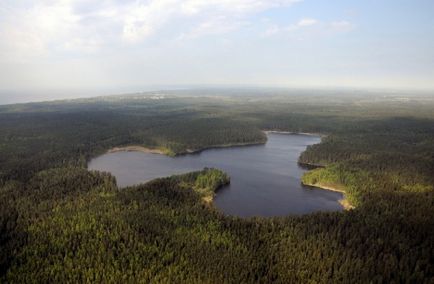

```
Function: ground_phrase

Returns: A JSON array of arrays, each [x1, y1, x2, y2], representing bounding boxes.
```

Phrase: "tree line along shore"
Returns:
[[0, 95, 433, 282]]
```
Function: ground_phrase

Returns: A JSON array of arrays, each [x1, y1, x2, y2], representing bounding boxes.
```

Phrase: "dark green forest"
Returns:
[[0, 92, 433, 282]]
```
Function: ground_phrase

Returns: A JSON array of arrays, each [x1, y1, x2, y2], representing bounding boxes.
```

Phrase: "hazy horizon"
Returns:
[[2, 85, 434, 106], [1, 0, 434, 102]]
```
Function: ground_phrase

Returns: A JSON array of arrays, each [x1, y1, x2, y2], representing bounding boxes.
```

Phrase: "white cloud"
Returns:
[[262, 17, 319, 37], [178, 16, 248, 40], [180, 0, 302, 15], [122, 0, 180, 42], [0, 0, 118, 60], [297, 18, 318, 27], [124, 0, 303, 41], [262, 18, 353, 38], [0, 0, 304, 58]]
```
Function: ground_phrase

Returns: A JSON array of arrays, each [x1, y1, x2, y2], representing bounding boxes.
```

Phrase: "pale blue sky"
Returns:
[[1, 0, 433, 101]]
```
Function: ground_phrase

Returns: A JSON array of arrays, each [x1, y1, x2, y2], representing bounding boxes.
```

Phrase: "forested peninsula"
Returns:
[[0, 93, 433, 282]]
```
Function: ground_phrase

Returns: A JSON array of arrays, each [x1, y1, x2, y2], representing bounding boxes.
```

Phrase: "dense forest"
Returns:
[[0, 92, 433, 282]]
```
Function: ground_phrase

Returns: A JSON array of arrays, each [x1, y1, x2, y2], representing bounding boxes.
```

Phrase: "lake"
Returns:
[[88, 133, 343, 217]]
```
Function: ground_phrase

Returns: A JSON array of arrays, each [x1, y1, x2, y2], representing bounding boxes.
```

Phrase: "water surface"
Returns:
[[88, 133, 343, 217]]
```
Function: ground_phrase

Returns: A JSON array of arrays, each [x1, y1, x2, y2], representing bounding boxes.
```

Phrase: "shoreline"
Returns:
[[107, 146, 168, 155], [108, 141, 267, 157], [101, 132, 351, 213], [181, 141, 266, 155], [302, 181, 354, 210], [106, 130, 324, 157], [298, 161, 325, 168], [264, 130, 326, 138]]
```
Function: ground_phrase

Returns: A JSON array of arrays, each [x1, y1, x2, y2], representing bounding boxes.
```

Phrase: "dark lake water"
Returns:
[[88, 133, 343, 217]]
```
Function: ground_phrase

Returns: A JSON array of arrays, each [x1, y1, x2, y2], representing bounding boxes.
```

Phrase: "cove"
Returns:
[[88, 133, 343, 217]]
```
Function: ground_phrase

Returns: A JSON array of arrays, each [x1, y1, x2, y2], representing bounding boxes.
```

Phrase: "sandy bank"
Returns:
[[302, 181, 355, 210], [108, 141, 266, 157], [264, 130, 326, 138], [108, 146, 166, 155]]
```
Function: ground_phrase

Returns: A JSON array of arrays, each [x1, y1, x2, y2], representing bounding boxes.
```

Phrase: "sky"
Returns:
[[0, 0, 434, 103]]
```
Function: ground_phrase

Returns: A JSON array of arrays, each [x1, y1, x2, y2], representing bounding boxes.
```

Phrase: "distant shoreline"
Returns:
[[107, 146, 167, 155], [181, 141, 266, 155], [264, 130, 326, 137], [106, 131, 324, 157], [106, 141, 266, 157]]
